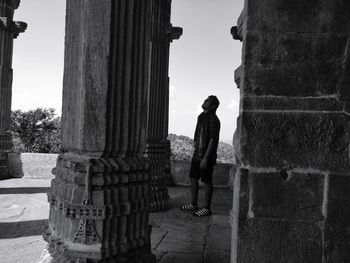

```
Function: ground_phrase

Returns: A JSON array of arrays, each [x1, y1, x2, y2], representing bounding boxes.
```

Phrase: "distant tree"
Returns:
[[11, 108, 62, 153]]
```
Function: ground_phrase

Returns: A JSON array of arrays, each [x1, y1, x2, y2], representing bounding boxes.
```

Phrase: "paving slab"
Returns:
[[0, 179, 233, 263], [0, 235, 47, 263], [160, 252, 203, 263], [150, 186, 233, 262]]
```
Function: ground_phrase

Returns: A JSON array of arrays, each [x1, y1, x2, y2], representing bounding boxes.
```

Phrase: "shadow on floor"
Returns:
[[0, 219, 48, 239], [0, 187, 50, 194]]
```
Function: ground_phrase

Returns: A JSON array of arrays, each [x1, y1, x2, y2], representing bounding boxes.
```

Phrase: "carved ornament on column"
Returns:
[[167, 24, 183, 42], [0, 17, 27, 38]]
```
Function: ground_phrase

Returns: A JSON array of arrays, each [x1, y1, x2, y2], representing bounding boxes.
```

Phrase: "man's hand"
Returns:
[[200, 138, 215, 169], [200, 157, 208, 169]]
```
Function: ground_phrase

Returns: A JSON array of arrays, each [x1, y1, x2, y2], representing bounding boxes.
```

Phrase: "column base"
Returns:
[[150, 159, 170, 213], [45, 153, 155, 263], [0, 152, 10, 180], [150, 188, 170, 213], [147, 140, 171, 213], [44, 229, 156, 263]]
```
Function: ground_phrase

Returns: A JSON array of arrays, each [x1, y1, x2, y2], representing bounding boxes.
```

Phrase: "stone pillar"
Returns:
[[147, 0, 182, 212], [231, 1, 350, 262], [0, 0, 26, 180], [44, 1, 155, 262]]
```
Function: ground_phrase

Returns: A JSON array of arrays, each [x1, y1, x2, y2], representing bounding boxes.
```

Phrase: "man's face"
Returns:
[[202, 97, 213, 111]]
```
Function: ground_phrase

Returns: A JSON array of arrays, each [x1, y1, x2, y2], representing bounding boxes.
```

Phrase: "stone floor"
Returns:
[[0, 178, 233, 263]]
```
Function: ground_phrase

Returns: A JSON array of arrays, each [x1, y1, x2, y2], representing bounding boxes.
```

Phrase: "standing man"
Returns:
[[181, 95, 221, 216]]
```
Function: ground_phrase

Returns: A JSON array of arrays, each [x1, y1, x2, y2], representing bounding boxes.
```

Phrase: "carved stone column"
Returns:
[[0, 0, 26, 180], [231, 1, 350, 262], [44, 1, 155, 262], [147, 0, 182, 212]]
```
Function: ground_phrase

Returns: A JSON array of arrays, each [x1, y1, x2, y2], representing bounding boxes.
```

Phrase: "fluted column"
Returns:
[[44, 1, 155, 262], [0, 0, 26, 180], [146, 0, 182, 212], [230, 1, 350, 262]]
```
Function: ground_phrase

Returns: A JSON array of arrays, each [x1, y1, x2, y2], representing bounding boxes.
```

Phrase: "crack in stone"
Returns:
[[202, 224, 211, 263], [158, 251, 168, 262], [155, 230, 169, 250]]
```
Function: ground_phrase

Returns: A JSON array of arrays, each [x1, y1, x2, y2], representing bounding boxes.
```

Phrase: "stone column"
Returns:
[[147, 0, 182, 212], [44, 1, 155, 262], [231, 1, 350, 262], [0, 0, 26, 180]]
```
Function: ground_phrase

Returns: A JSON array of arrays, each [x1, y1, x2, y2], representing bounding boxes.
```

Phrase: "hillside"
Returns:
[[168, 134, 235, 164]]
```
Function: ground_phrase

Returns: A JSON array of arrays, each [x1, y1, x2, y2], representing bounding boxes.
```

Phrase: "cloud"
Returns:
[[227, 99, 238, 109]]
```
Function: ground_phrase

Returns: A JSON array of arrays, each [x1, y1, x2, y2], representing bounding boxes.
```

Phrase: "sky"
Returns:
[[12, 0, 244, 144]]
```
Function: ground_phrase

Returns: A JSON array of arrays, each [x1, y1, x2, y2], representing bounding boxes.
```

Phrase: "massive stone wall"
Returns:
[[231, 0, 350, 262]]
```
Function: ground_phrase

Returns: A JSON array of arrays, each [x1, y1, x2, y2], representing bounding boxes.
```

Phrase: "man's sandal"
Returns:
[[194, 208, 211, 217], [180, 203, 198, 211]]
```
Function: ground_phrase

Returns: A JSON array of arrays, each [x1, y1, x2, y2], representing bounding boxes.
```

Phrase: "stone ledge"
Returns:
[[8, 152, 57, 179], [7, 154, 234, 188], [170, 160, 233, 188]]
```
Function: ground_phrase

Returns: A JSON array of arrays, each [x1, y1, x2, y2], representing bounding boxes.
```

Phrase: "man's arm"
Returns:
[[200, 116, 220, 169], [200, 138, 216, 169]]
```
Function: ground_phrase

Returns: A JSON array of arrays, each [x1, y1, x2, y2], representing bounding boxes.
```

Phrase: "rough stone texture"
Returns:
[[46, 0, 156, 262], [231, 1, 350, 262], [60, 0, 111, 154], [0, 0, 26, 180], [240, 112, 349, 173], [243, 33, 347, 97], [245, 0, 350, 34], [250, 172, 324, 221], [324, 174, 350, 262], [237, 219, 323, 263]]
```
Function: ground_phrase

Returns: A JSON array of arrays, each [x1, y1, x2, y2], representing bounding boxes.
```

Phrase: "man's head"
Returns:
[[202, 95, 220, 112]]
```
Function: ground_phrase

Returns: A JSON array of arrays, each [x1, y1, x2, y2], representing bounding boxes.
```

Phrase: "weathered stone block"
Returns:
[[240, 112, 350, 173], [242, 97, 344, 112], [324, 230, 350, 263], [237, 218, 323, 263], [250, 172, 324, 221], [237, 168, 249, 219], [61, 0, 111, 153], [324, 173, 350, 263], [246, 0, 324, 33], [242, 33, 346, 97], [327, 174, 350, 227], [244, 59, 341, 97], [245, 0, 350, 34]]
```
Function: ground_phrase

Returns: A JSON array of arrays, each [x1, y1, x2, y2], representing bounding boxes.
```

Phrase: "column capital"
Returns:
[[231, 10, 244, 41], [1, 0, 20, 9], [12, 0, 20, 9], [0, 17, 27, 37], [231, 26, 242, 41], [167, 24, 183, 42]]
